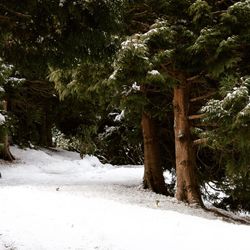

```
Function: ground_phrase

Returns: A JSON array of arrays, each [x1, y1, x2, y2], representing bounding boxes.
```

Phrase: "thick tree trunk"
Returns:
[[173, 84, 202, 205], [141, 112, 168, 195], [0, 100, 15, 161]]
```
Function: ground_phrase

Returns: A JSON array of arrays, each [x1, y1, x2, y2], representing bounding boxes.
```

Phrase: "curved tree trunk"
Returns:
[[173, 83, 202, 205], [141, 112, 168, 195]]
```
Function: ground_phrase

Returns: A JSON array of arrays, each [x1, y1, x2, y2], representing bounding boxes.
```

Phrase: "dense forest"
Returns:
[[0, 0, 249, 212]]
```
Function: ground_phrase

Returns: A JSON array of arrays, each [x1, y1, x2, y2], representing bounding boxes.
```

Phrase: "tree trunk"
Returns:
[[39, 110, 53, 147], [141, 112, 168, 195], [173, 83, 202, 205], [0, 100, 15, 161]]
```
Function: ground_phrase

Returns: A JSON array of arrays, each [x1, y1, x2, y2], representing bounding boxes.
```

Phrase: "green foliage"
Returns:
[[0, 0, 125, 150], [0, 0, 124, 69], [1, 0, 250, 211], [228, 0, 250, 27], [0, 59, 12, 141], [189, 0, 212, 25], [201, 77, 250, 142], [200, 76, 250, 210]]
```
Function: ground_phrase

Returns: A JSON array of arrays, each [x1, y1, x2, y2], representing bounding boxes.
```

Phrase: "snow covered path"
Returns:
[[0, 147, 249, 250]]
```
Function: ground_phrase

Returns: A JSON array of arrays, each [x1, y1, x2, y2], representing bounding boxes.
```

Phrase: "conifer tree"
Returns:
[[0, 0, 125, 149], [194, 0, 250, 210], [108, 35, 169, 194], [0, 59, 15, 160]]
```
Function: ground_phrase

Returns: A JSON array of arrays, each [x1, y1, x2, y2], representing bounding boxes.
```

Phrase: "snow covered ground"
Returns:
[[0, 147, 249, 250]]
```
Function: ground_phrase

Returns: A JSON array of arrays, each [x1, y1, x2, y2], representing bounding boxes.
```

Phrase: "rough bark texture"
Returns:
[[173, 84, 202, 205], [141, 112, 168, 195]]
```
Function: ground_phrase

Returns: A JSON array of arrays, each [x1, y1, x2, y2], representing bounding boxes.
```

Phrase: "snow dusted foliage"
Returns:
[[0, 59, 25, 89], [228, 0, 250, 25], [201, 77, 250, 132], [109, 19, 174, 87], [108, 19, 173, 117], [52, 128, 82, 152], [200, 76, 250, 210], [188, 0, 212, 24], [109, 35, 150, 83], [0, 59, 9, 127], [0, 59, 26, 136]]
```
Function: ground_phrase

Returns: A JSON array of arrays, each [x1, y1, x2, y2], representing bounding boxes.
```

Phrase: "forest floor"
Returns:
[[0, 146, 249, 250]]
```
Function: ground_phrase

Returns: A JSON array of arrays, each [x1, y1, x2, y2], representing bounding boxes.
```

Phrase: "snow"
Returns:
[[114, 110, 125, 122], [0, 146, 249, 250], [224, 85, 248, 103], [59, 0, 66, 7], [0, 113, 5, 125], [148, 70, 160, 76], [121, 39, 146, 50], [131, 82, 140, 91], [7, 77, 25, 84], [108, 69, 118, 81]]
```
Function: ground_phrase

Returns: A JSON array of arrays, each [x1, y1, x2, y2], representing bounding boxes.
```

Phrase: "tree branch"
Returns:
[[190, 91, 217, 102], [0, 4, 31, 18], [188, 114, 205, 120], [160, 63, 184, 82], [186, 74, 202, 82], [0, 15, 12, 21], [193, 123, 218, 128], [131, 20, 150, 30], [193, 138, 208, 146]]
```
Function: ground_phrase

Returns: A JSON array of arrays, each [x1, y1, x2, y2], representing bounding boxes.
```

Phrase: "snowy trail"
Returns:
[[0, 147, 249, 250]]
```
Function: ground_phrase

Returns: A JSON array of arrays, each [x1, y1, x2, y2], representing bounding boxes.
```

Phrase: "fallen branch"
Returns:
[[204, 206, 250, 225]]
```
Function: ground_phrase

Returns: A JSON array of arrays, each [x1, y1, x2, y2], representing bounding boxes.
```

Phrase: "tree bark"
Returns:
[[141, 112, 168, 195], [173, 83, 202, 205]]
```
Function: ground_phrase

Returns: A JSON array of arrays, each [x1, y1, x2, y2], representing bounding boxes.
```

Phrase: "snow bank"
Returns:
[[0, 147, 249, 250]]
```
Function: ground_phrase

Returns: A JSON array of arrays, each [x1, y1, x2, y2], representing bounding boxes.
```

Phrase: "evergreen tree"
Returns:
[[0, 59, 15, 160], [108, 0, 206, 203], [0, 0, 125, 150], [194, 0, 250, 210], [109, 0, 250, 206]]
